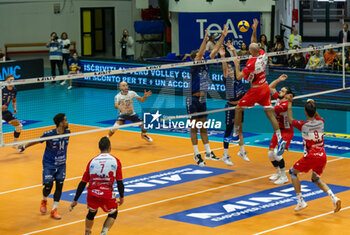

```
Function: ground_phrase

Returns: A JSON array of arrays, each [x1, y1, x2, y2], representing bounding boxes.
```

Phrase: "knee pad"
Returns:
[[289, 168, 297, 179], [268, 150, 276, 162], [86, 210, 97, 220], [15, 123, 23, 132], [108, 210, 118, 219], [311, 173, 320, 183], [275, 154, 283, 162]]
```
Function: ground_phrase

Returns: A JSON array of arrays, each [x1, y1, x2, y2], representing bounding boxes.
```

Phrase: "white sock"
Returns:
[[275, 167, 280, 174], [224, 148, 229, 156], [280, 168, 286, 177], [101, 227, 109, 235], [204, 144, 211, 154], [276, 129, 282, 141], [233, 126, 239, 136], [193, 145, 200, 155], [297, 193, 303, 202], [239, 145, 245, 153], [327, 190, 336, 201], [52, 201, 59, 210]]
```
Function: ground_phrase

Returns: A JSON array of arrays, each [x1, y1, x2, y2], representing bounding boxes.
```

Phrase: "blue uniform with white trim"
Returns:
[[186, 56, 210, 119], [40, 129, 70, 184], [2, 86, 17, 123]]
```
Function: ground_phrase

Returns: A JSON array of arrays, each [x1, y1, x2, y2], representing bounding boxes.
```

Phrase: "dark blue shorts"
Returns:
[[2, 110, 16, 123], [117, 113, 143, 123], [42, 164, 66, 184], [186, 96, 207, 119], [225, 102, 244, 126]]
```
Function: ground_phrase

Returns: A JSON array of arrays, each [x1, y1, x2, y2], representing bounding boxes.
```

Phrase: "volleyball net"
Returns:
[[1, 43, 350, 147]]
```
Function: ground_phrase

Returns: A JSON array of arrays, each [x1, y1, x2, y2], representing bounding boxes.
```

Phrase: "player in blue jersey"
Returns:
[[219, 44, 250, 166], [2, 74, 22, 148], [186, 25, 228, 167], [19, 113, 70, 220]]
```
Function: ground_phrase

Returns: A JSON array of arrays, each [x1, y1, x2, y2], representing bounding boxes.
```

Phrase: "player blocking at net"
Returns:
[[2, 74, 22, 148], [287, 97, 341, 213], [227, 19, 287, 157], [268, 75, 295, 185], [186, 25, 228, 166], [107, 81, 152, 142], [18, 113, 70, 219], [70, 137, 124, 235]]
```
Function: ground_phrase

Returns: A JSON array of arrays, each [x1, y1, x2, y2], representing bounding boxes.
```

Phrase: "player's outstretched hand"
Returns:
[[278, 74, 288, 81], [219, 47, 226, 58], [2, 105, 8, 111], [252, 18, 259, 31], [233, 57, 240, 65], [221, 24, 228, 37], [286, 94, 294, 102], [144, 90, 152, 97], [69, 201, 78, 212], [204, 29, 209, 41], [227, 43, 236, 52], [118, 197, 124, 206]]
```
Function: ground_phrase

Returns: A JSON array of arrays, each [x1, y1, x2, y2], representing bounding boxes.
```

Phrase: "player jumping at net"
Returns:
[[186, 25, 228, 166], [19, 113, 70, 219], [227, 19, 287, 157], [286, 97, 341, 212], [107, 81, 152, 142], [2, 74, 22, 148], [70, 137, 124, 235], [268, 74, 294, 185], [219, 43, 249, 166]]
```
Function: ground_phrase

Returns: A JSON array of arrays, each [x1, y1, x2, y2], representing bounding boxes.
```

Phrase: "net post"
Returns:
[[343, 43, 346, 89], [0, 83, 3, 148]]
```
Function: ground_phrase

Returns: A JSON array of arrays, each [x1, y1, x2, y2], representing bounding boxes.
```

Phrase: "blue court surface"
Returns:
[[3, 84, 350, 158]]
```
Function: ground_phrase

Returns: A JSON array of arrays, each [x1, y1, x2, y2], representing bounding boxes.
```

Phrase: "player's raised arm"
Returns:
[[286, 94, 294, 125], [233, 57, 244, 80], [136, 90, 152, 103], [227, 43, 237, 57], [210, 25, 228, 59], [219, 46, 228, 78], [251, 19, 259, 44], [195, 29, 209, 61], [269, 74, 288, 94]]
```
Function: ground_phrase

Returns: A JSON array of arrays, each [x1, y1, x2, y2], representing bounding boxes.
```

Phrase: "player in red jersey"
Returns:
[[268, 74, 295, 185], [70, 137, 124, 235], [287, 97, 341, 212], [228, 19, 287, 157]]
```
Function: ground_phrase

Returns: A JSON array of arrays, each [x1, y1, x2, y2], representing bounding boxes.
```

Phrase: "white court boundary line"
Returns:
[[254, 206, 350, 235], [22, 157, 345, 235]]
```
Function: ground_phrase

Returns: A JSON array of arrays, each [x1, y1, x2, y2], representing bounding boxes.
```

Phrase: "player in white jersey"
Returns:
[[70, 137, 124, 235], [287, 97, 341, 213], [107, 81, 152, 142]]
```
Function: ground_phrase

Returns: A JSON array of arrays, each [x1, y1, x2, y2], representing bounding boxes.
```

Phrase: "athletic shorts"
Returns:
[[238, 83, 271, 108], [42, 164, 66, 184], [186, 96, 207, 119], [117, 113, 143, 123], [293, 149, 327, 176], [269, 128, 294, 150], [225, 102, 244, 126], [2, 110, 16, 123], [87, 194, 118, 213]]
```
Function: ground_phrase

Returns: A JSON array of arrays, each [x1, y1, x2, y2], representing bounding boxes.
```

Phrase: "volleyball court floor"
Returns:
[[1, 85, 350, 234]]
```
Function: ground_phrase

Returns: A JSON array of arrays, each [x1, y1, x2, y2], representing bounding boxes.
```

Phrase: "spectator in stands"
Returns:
[[60, 32, 71, 73], [258, 34, 269, 52], [46, 32, 63, 81], [288, 27, 302, 49], [120, 29, 135, 60], [332, 52, 344, 71], [206, 35, 216, 52], [237, 42, 249, 56], [338, 23, 350, 43], [271, 35, 284, 52], [60, 52, 81, 90], [305, 44, 314, 64], [305, 50, 325, 70], [0, 48, 10, 61], [324, 48, 338, 69], [269, 42, 287, 67], [289, 46, 305, 69]]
